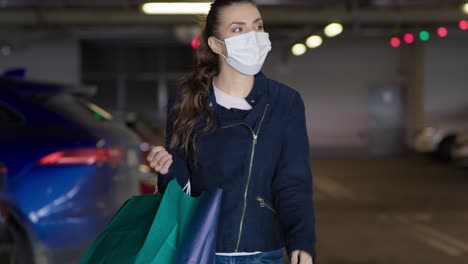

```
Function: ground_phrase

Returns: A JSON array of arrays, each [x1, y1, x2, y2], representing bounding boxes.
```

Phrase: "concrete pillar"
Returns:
[[402, 42, 425, 146]]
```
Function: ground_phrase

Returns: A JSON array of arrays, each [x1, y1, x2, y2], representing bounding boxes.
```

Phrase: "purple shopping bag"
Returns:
[[174, 187, 223, 264]]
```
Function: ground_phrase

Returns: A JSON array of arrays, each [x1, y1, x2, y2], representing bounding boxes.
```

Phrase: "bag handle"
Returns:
[[182, 179, 191, 196]]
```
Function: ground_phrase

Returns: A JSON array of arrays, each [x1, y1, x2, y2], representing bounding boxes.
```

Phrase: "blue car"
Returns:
[[0, 71, 142, 263]]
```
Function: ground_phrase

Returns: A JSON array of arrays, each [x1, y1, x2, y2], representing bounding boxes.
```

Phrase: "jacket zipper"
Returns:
[[221, 103, 269, 252], [256, 196, 277, 214]]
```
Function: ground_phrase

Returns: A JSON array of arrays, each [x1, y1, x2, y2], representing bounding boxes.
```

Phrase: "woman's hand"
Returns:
[[290, 250, 313, 264], [147, 146, 173, 175]]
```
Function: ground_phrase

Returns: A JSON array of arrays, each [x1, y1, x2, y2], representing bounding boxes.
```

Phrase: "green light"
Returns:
[[94, 112, 105, 120], [419, 31, 430, 41]]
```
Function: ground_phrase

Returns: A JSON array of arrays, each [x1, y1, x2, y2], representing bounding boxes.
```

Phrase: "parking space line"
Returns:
[[384, 213, 468, 256], [314, 176, 355, 200], [409, 231, 464, 257], [411, 223, 468, 253]]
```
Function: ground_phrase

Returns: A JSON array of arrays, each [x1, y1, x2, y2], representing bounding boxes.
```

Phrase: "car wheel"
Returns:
[[437, 135, 456, 162], [0, 215, 34, 264]]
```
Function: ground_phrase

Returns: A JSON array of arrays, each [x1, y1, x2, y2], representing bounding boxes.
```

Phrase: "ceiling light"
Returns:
[[291, 43, 306, 56], [191, 37, 201, 49], [305, 35, 323, 48], [403, 33, 414, 44], [459, 20, 468, 31], [324, 23, 343, 38], [142, 2, 211, 15], [419, 31, 430, 41], [390, 37, 400, 48], [437, 27, 448, 38], [463, 2, 468, 15]]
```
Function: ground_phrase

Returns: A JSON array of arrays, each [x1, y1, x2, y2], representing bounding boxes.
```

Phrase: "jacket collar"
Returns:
[[206, 71, 270, 130]]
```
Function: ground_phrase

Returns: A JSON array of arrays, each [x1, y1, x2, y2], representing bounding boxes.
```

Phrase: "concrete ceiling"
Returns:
[[0, 0, 464, 8], [0, 0, 466, 43], [0, 4, 465, 27]]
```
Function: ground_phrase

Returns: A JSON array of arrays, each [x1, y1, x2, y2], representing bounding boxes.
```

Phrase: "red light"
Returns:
[[0, 166, 7, 174], [38, 148, 124, 166], [403, 33, 414, 44], [390, 37, 401, 48], [459, 20, 468, 31], [437, 27, 448, 37], [39, 151, 65, 165], [191, 37, 201, 49]]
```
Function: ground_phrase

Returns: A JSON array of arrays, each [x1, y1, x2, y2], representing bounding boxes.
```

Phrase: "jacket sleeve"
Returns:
[[156, 92, 191, 194], [272, 91, 317, 262]]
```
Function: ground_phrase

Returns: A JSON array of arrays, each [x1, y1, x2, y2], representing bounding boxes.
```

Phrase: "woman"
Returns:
[[147, 0, 316, 263]]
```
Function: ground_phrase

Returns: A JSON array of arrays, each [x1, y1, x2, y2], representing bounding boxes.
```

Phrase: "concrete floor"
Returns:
[[313, 156, 468, 264]]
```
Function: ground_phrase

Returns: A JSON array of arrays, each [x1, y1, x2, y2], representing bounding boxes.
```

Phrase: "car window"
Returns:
[[28, 93, 113, 123], [0, 102, 23, 125]]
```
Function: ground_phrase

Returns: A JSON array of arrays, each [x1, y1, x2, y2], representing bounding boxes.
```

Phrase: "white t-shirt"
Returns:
[[213, 81, 253, 111]]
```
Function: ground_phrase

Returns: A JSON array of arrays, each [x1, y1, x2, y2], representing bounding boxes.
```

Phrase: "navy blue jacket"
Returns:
[[158, 71, 317, 261]]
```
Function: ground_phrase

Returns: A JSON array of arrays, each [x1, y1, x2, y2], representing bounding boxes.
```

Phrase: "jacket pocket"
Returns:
[[256, 195, 277, 214]]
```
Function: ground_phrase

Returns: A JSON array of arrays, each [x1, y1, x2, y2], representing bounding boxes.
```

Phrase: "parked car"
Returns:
[[452, 133, 468, 166], [0, 71, 142, 263], [413, 119, 468, 161]]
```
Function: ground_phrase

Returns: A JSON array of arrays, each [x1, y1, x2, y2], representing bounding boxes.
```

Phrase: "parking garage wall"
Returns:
[[263, 36, 402, 153], [264, 35, 468, 152], [0, 37, 80, 85], [424, 35, 468, 123]]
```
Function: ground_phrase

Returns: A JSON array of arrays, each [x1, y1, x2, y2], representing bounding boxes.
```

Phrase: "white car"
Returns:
[[413, 120, 468, 160], [452, 133, 468, 166]]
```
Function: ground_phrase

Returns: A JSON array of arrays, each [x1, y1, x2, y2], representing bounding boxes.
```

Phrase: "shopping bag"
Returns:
[[79, 178, 223, 264], [135, 179, 223, 264], [173, 186, 223, 264], [79, 194, 163, 264]]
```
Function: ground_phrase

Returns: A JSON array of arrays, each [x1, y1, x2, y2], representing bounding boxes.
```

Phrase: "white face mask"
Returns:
[[213, 31, 272, 76]]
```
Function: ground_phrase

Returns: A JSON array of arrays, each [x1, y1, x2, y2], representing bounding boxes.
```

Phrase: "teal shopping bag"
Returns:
[[135, 179, 223, 264], [134, 179, 201, 264], [80, 180, 222, 264], [79, 193, 163, 264], [79, 178, 221, 264]]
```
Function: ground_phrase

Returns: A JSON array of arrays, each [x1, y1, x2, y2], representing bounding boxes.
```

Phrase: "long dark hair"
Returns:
[[167, 0, 257, 166]]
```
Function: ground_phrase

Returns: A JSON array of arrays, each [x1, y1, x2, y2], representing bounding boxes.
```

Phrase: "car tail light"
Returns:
[[0, 163, 6, 190], [0, 164, 7, 175], [38, 148, 124, 166]]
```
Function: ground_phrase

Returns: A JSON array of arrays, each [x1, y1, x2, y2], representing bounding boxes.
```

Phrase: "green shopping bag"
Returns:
[[79, 179, 202, 264], [79, 194, 163, 263], [134, 179, 200, 264]]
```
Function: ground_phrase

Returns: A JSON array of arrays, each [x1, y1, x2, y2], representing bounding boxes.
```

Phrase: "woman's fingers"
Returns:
[[290, 250, 299, 264], [147, 146, 165, 162], [146, 146, 158, 161], [147, 146, 173, 174], [147, 146, 167, 167], [290, 250, 313, 264], [154, 150, 169, 166], [150, 157, 168, 171], [299, 251, 313, 264], [154, 153, 172, 171], [159, 158, 173, 175]]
